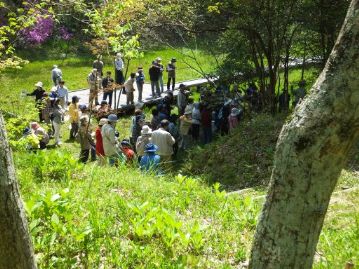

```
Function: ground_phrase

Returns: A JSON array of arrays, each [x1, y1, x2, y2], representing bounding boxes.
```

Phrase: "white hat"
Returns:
[[99, 118, 108, 126], [156, 57, 162, 61], [53, 65, 58, 68], [141, 125, 152, 135], [80, 115, 89, 122], [116, 52, 122, 57], [184, 107, 192, 115], [231, 107, 241, 117], [35, 81, 43, 87]]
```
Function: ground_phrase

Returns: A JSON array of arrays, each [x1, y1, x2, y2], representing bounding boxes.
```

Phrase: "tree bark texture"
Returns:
[[249, 1, 359, 268], [0, 114, 37, 269]]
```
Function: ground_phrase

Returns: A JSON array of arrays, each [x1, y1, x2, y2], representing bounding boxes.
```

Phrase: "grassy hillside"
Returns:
[[3, 108, 355, 268], [182, 113, 286, 190], [12, 146, 358, 268]]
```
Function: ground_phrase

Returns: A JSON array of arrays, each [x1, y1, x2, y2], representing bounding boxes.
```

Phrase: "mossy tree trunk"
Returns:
[[249, 0, 359, 268], [0, 114, 37, 269]]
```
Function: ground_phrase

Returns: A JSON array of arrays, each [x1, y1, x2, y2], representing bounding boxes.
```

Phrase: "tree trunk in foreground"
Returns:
[[249, 1, 359, 268], [0, 114, 37, 269]]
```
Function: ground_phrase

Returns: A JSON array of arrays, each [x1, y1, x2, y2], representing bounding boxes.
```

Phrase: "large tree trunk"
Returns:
[[249, 0, 359, 268], [0, 114, 37, 269]]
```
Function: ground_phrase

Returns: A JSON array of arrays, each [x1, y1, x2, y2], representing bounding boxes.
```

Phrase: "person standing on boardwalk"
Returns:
[[151, 119, 175, 170], [55, 80, 69, 108], [114, 53, 125, 85], [68, 95, 80, 140], [156, 57, 164, 93], [102, 71, 115, 107], [149, 61, 161, 97], [51, 65, 62, 86], [125, 73, 136, 105], [177, 84, 188, 115], [27, 81, 46, 122], [93, 55, 104, 77], [166, 58, 176, 91], [136, 67, 145, 102], [87, 68, 100, 107]]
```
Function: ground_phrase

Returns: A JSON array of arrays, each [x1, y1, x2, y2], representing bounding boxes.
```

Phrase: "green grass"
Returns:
[[16, 149, 261, 268], [12, 142, 359, 268]]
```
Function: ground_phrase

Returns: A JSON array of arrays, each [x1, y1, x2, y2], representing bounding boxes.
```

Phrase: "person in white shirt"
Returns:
[[124, 73, 136, 105], [56, 80, 69, 108], [114, 53, 124, 84], [151, 119, 175, 170], [101, 114, 123, 166], [51, 65, 62, 86]]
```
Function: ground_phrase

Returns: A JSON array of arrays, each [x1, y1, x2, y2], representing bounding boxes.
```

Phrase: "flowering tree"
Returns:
[[20, 16, 54, 45]]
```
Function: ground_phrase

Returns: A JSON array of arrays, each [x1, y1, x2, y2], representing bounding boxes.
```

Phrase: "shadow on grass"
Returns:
[[179, 113, 288, 191]]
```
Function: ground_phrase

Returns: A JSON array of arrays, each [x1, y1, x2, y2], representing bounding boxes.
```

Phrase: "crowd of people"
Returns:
[[86, 54, 177, 108], [22, 53, 307, 174]]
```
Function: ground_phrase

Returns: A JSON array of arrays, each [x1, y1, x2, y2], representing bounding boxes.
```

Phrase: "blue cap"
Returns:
[[23, 127, 31, 135], [145, 143, 158, 153], [121, 139, 131, 146], [108, 114, 118, 122]]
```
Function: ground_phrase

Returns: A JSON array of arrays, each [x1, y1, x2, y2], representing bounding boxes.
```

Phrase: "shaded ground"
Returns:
[[182, 113, 287, 191]]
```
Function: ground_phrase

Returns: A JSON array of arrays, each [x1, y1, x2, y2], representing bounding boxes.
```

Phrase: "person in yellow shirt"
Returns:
[[68, 95, 80, 140]]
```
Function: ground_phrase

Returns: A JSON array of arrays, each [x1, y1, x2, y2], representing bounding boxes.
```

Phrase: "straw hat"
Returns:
[[35, 81, 43, 88], [141, 125, 152, 135], [99, 118, 108, 126]]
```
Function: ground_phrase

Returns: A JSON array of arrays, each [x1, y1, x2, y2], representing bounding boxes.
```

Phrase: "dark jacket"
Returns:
[[28, 88, 46, 102], [149, 66, 160, 81]]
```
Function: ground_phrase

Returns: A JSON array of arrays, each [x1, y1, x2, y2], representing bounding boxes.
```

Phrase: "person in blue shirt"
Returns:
[[140, 143, 161, 173], [136, 66, 145, 102]]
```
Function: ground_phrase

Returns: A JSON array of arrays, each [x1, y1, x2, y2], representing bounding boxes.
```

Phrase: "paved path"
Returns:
[[68, 78, 212, 108]]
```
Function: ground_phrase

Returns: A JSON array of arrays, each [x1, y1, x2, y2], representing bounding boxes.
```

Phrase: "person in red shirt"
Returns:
[[120, 139, 136, 164], [96, 118, 108, 165]]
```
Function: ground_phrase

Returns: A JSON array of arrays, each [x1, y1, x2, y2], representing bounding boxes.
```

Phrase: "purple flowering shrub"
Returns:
[[20, 15, 73, 46], [20, 16, 54, 45], [58, 26, 73, 41]]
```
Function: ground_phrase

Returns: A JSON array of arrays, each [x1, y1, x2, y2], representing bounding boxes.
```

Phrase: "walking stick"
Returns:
[[116, 58, 131, 110]]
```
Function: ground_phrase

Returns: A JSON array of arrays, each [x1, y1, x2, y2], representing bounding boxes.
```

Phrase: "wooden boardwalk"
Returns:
[[68, 78, 213, 108]]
